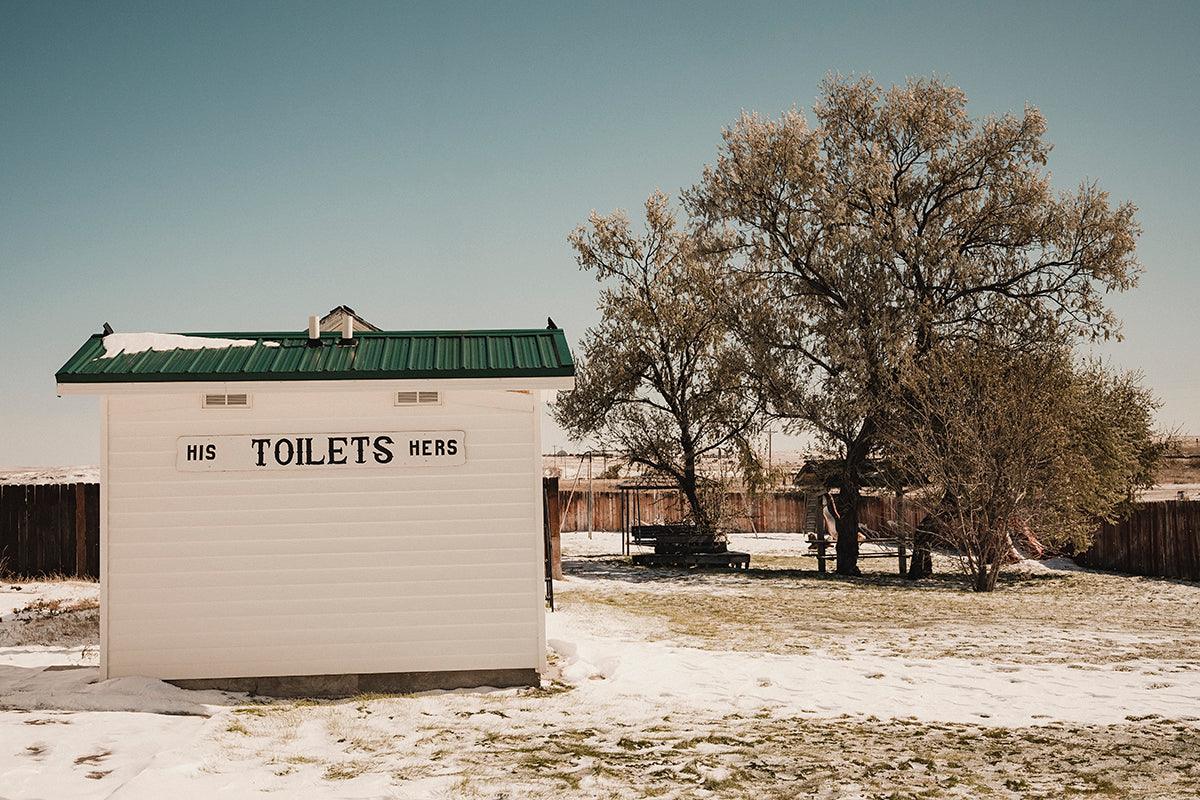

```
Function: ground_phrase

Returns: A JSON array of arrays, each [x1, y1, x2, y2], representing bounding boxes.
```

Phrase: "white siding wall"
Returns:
[[103, 387, 543, 680]]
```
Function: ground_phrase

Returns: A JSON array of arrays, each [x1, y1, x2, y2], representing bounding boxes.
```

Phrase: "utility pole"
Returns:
[[586, 451, 594, 539]]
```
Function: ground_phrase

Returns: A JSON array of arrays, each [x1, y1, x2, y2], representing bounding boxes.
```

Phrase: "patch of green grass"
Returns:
[[232, 706, 272, 717]]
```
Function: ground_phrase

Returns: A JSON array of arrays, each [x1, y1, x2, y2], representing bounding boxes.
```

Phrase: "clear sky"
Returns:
[[2, 0, 1197, 466]]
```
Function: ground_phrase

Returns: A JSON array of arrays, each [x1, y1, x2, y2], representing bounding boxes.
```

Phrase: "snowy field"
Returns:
[[2, 535, 1199, 798]]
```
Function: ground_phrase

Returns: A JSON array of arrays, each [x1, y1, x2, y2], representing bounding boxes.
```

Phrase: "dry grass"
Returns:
[[0, 596, 99, 648], [212, 696, 1200, 799], [559, 556, 1200, 666], [448, 716, 1200, 799]]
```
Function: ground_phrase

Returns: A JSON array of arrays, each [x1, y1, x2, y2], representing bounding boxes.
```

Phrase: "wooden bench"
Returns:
[[629, 523, 722, 550], [629, 523, 663, 548], [809, 534, 908, 574], [627, 524, 749, 570]]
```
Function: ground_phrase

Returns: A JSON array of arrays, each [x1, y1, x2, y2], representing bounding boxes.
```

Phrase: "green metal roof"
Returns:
[[56, 329, 575, 384]]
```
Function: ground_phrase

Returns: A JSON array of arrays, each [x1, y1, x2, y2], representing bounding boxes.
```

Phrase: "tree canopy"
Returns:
[[554, 192, 762, 534], [880, 339, 1163, 591], [685, 75, 1143, 573]]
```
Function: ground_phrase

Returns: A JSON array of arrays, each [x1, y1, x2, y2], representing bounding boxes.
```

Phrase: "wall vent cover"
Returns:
[[396, 390, 441, 406], [203, 393, 250, 408]]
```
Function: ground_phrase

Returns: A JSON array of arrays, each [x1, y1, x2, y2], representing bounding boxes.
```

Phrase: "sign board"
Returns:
[[177, 431, 466, 472]]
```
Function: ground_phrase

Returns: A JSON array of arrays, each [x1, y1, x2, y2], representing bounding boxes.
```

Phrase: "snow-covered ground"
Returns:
[[1, 580, 99, 669], [2, 540, 1199, 798], [0, 466, 99, 485]]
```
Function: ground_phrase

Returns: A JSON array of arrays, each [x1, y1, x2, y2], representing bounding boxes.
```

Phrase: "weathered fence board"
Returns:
[[557, 489, 816, 534], [0, 483, 99, 579], [558, 489, 912, 535], [1076, 500, 1200, 580]]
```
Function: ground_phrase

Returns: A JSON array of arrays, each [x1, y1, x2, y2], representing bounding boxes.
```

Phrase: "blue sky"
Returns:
[[2, 0, 1197, 466]]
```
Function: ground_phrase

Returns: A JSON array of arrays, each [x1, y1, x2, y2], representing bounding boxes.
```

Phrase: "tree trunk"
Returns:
[[973, 561, 996, 592], [907, 512, 934, 580], [834, 482, 862, 576], [909, 490, 956, 581], [681, 480, 710, 533], [834, 420, 877, 577], [679, 460, 717, 554]]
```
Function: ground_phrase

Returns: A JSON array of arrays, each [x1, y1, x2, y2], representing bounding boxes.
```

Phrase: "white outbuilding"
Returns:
[[56, 316, 574, 695]]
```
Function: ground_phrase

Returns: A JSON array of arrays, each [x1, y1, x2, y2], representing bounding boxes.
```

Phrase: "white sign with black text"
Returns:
[[176, 431, 466, 472]]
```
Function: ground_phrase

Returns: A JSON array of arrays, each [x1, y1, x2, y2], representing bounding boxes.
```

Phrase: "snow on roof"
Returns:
[[101, 333, 279, 359]]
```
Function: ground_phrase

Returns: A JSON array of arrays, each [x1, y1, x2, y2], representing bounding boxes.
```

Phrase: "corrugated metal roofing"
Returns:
[[56, 329, 575, 384]]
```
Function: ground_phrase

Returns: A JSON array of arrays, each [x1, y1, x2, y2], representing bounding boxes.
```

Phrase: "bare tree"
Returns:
[[881, 340, 1162, 591], [687, 75, 1141, 575], [555, 192, 763, 536]]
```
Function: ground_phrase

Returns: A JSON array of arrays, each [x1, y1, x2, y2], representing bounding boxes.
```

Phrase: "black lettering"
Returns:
[[434, 440, 445, 456], [304, 441, 328, 465], [204, 444, 216, 460], [274, 438, 295, 465], [328, 436, 347, 465], [446, 439, 458, 456], [373, 435, 394, 464], [422, 440, 432, 456], [186, 444, 200, 461], [252, 438, 270, 466], [350, 436, 370, 463], [409, 439, 420, 456]]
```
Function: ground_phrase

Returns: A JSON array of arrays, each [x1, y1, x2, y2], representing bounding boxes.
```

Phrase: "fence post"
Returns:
[[586, 454, 593, 539], [74, 483, 87, 578], [543, 477, 562, 580]]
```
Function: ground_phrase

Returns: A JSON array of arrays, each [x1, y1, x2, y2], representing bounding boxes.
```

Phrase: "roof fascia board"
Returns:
[[56, 375, 576, 396]]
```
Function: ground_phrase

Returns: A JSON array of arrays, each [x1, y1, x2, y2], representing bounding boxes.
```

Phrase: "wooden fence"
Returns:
[[0, 483, 100, 579], [2, 481, 1195, 581], [1075, 500, 1200, 580], [558, 488, 817, 534], [557, 488, 930, 535], [559, 489, 1200, 581], [857, 494, 926, 534]]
